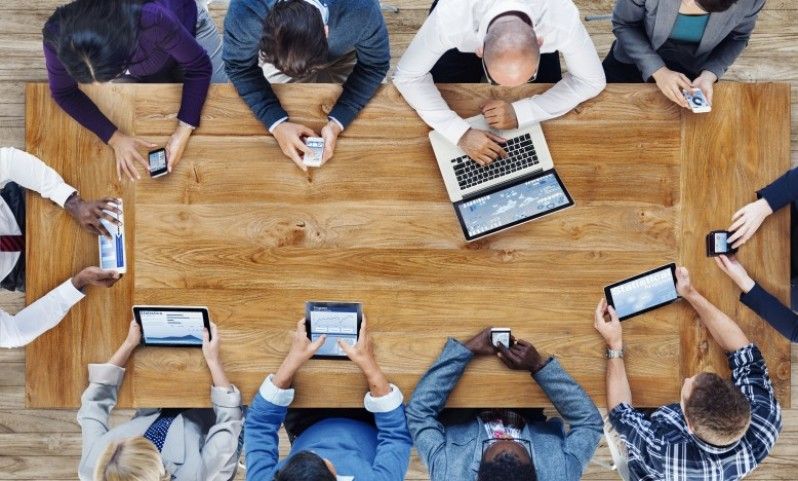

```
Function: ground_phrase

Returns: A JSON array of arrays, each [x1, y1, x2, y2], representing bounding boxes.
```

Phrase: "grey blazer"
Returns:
[[77, 363, 244, 481], [611, 0, 765, 80]]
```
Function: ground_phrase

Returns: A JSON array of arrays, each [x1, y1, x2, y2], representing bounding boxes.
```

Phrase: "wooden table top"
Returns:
[[24, 82, 791, 409]]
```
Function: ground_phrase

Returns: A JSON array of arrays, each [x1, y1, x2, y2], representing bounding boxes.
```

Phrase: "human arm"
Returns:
[[728, 166, 798, 247], [593, 298, 632, 410], [676, 266, 750, 352], [701, 0, 765, 81], [610, 0, 666, 81]]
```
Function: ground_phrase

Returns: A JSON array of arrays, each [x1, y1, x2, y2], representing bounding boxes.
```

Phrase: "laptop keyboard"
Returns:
[[451, 133, 539, 190]]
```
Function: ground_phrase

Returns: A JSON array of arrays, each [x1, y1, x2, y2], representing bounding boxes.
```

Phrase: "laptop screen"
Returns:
[[453, 171, 574, 240]]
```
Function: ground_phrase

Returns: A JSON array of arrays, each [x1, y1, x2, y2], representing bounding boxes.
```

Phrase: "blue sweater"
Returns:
[[223, 0, 390, 130], [244, 392, 412, 481]]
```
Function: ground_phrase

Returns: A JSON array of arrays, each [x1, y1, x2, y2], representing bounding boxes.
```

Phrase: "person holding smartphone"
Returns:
[[713, 165, 798, 342], [406, 328, 602, 481], [43, 0, 227, 181], [81, 321, 243, 481], [594, 267, 781, 481], [244, 318, 412, 481]]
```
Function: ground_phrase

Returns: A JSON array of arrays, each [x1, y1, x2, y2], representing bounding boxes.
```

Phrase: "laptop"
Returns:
[[429, 115, 574, 241]]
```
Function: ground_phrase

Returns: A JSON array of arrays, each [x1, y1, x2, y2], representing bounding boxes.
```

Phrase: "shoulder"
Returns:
[[337, 0, 384, 21], [227, 0, 272, 19]]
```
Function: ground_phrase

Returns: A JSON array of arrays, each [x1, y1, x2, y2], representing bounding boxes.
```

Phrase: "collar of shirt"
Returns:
[[477, 1, 537, 44], [654, 404, 742, 455]]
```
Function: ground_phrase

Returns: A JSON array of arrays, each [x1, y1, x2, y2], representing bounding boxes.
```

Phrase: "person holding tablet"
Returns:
[[406, 328, 602, 481], [244, 318, 412, 481], [594, 267, 781, 481], [0, 147, 122, 349], [43, 0, 227, 181], [81, 321, 243, 481]]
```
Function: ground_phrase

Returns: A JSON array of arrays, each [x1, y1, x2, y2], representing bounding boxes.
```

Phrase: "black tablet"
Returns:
[[305, 301, 362, 359], [604, 263, 679, 321], [132, 305, 210, 347]]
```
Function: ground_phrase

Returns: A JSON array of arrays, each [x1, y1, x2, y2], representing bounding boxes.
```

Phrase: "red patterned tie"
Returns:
[[0, 235, 24, 252]]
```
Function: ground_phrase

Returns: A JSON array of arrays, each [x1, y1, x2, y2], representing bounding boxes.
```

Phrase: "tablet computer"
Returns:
[[132, 305, 210, 347], [305, 301, 362, 359], [604, 263, 679, 321]]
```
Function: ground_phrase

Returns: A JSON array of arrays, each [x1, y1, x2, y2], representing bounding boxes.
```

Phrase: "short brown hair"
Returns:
[[259, 0, 328, 79], [684, 373, 751, 445]]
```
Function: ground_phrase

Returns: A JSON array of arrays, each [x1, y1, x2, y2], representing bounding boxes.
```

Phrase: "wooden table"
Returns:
[[25, 83, 791, 409]]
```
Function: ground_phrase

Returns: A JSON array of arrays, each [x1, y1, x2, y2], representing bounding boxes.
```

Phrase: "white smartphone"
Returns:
[[303, 137, 325, 168], [683, 89, 711, 113]]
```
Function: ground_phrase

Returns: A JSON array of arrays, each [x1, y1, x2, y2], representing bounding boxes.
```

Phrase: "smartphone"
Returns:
[[683, 89, 711, 113], [302, 137, 324, 168], [148, 148, 168, 178], [706, 230, 737, 257], [490, 328, 511, 348]]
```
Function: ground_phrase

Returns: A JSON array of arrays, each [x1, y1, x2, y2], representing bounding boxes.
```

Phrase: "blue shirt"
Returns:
[[610, 344, 782, 481], [669, 13, 710, 43]]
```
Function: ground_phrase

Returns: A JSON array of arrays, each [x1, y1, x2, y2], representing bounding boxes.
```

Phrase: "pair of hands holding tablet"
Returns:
[[273, 318, 391, 397]]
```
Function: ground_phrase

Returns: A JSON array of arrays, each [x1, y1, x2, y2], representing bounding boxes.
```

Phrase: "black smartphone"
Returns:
[[148, 148, 168, 178], [706, 230, 737, 257], [304, 301, 362, 359], [490, 328, 511, 348]]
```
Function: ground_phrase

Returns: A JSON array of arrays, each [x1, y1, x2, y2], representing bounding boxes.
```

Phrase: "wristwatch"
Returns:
[[606, 347, 624, 359]]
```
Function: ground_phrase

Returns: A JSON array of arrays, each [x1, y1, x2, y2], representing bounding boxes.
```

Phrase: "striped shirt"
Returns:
[[609, 344, 782, 481]]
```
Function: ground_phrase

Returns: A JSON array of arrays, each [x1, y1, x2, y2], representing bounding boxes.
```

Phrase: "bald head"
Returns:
[[482, 14, 539, 86]]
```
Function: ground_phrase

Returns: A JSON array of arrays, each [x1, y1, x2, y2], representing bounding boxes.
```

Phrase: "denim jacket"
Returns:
[[223, 0, 390, 130], [406, 339, 603, 481]]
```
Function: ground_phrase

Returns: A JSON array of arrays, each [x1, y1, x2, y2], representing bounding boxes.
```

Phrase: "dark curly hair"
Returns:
[[478, 451, 537, 481], [259, 0, 328, 79], [273, 451, 336, 481], [684, 372, 751, 445]]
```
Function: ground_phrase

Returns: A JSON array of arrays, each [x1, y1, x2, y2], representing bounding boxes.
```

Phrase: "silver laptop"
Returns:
[[429, 115, 574, 241]]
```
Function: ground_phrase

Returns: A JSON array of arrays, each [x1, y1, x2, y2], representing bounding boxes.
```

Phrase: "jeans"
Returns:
[[194, 1, 228, 83]]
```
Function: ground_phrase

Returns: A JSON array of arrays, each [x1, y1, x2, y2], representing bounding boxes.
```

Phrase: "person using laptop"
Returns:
[[244, 318, 412, 481], [603, 0, 765, 108], [223, 0, 390, 171], [0, 147, 122, 349], [594, 266, 782, 481], [406, 328, 603, 481], [81, 321, 244, 481], [393, 0, 606, 165]]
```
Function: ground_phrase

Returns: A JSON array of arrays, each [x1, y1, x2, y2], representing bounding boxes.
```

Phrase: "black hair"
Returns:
[[695, 0, 738, 12], [43, 0, 144, 83], [478, 451, 537, 481], [273, 451, 336, 481], [259, 0, 328, 79]]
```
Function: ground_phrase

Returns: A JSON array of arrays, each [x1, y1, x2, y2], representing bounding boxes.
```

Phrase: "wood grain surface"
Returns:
[[24, 82, 791, 409]]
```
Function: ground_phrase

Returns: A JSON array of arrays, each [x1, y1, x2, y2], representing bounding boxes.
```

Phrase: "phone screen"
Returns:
[[714, 232, 729, 253], [491, 330, 511, 348], [148, 149, 168, 176], [307, 304, 360, 356]]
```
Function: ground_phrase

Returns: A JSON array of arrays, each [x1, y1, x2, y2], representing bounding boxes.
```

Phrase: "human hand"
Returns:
[[273, 318, 326, 388], [691, 71, 717, 105], [165, 122, 194, 173], [481, 100, 518, 130], [651, 67, 691, 108], [71, 266, 121, 291], [338, 318, 379, 371], [728, 199, 773, 248], [714, 255, 755, 293], [202, 321, 222, 366], [457, 129, 507, 166], [496, 339, 547, 373], [108, 131, 157, 181], [674, 266, 694, 298], [320, 120, 343, 165], [272, 122, 316, 172], [462, 328, 497, 356], [122, 319, 142, 350], [593, 298, 622, 350], [64, 195, 122, 238]]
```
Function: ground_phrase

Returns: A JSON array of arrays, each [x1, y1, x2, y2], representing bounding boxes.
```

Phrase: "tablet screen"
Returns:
[[308, 304, 359, 356], [138, 309, 206, 346], [608, 267, 678, 319], [455, 172, 573, 239]]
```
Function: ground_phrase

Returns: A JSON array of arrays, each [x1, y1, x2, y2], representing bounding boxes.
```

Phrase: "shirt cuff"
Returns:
[[328, 116, 344, 131], [51, 184, 77, 208], [608, 402, 635, 424], [439, 117, 472, 147], [259, 374, 295, 406], [511, 98, 547, 128], [55, 279, 86, 304], [364, 384, 404, 413], [88, 363, 126, 386], [268, 117, 289, 134], [728, 343, 761, 369], [211, 384, 242, 408]]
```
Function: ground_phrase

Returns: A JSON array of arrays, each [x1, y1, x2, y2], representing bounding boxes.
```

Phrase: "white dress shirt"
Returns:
[[0, 147, 84, 348], [393, 0, 606, 145]]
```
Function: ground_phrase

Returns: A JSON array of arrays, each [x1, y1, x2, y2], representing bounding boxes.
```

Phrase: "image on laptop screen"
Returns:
[[454, 171, 573, 240], [139, 309, 206, 346]]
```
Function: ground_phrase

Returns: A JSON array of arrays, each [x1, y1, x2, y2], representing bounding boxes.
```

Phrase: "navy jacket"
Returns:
[[223, 0, 390, 130]]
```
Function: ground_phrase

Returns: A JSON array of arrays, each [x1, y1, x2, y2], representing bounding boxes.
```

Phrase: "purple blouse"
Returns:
[[43, 0, 211, 143]]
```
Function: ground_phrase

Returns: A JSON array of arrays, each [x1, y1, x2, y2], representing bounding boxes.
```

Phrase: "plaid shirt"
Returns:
[[609, 344, 782, 481]]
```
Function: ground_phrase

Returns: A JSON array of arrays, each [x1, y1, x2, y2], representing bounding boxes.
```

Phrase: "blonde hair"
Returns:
[[94, 437, 170, 481]]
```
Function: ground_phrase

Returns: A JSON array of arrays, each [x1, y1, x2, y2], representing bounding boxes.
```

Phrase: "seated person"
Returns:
[[713, 166, 798, 342], [223, 0, 390, 171], [594, 267, 782, 481], [603, 0, 765, 108], [81, 321, 243, 481], [43, 0, 228, 181], [0, 147, 121, 349], [244, 318, 412, 481], [393, 0, 605, 166], [406, 328, 603, 481]]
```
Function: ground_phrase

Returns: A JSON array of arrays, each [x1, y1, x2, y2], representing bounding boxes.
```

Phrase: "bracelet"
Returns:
[[606, 347, 624, 359]]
